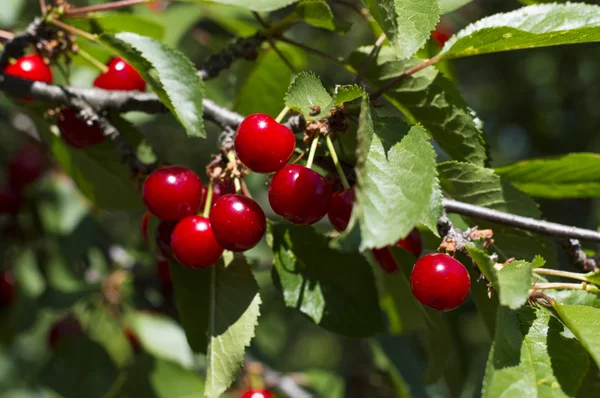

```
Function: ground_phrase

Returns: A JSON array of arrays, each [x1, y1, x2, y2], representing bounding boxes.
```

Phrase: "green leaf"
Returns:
[[169, 261, 211, 353], [34, 116, 143, 211], [66, 14, 165, 40], [118, 354, 204, 397], [554, 304, 600, 368], [460, 251, 498, 336], [235, 44, 306, 117], [495, 153, 600, 199], [439, 161, 558, 268], [364, 0, 440, 59], [285, 72, 363, 120], [204, 260, 262, 398], [101, 32, 206, 138], [301, 370, 345, 398], [483, 306, 589, 397], [496, 257, 539, 310], [179, 0, 299, 12], [344, 97, 442, 250], [294, 0, 350, 32], [346, 46, 487, 165], [440, 0, 472, 14], [440, 3, 600, 60], [268, 222, 384, 337]]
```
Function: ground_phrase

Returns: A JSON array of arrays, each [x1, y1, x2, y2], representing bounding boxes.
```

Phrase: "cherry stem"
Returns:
[[533, 282, 600, 294], [233, 178, 242, 193], [533, 268, 591, 283], [325, 135, 350, 190], [202, 183, 213, 218], [225, 150, 242, 193], [65, 0, 152, 16], [306, 136, 320, 169], [48, 18, 98, 42], [275, 106, 290, 124], [76, 48, 109, 73]]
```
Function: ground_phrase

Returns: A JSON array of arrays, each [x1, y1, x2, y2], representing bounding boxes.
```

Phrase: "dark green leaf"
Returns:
[[268, 222, 384, 337], [440, 0, 472, 14], [235, 45, 306, 117], [302, 370, 345, 398], [364, 0, 440, 59], [66, 14, 165, 40], [439, 161, 558, 267], [205, 259, 261, 398], [495, 153, 600, 199], [460, 251, 498, 336], [179, 0, 299, 12], [496, 257, 541, 310], [483, 306, 589, 397], [440, 3, 600, 60], [294, 0, 348, 32], [554, 304, 600, 368], [101, 32, 206, 138], [342, 97, 442, 250], [347, 47, 487, 165]]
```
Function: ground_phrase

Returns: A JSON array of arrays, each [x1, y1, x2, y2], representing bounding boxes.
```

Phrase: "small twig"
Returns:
[[532, 282, 600, 294], [533, 268, 591, 282], [443, 199, 600, 243], [275, 36, 347, 68], [370, 56, 441, 101], [559, 238, 598, 272], [355, 33, 386, 85], [75, 48, 109, 73], [65, 0, 150, 16], [0, 18, 43, 68]]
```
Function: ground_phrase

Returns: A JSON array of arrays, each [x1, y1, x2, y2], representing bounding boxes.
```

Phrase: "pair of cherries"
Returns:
[[3, 54, 145, 149], [328, 187, 470, 312], [235, 113, 332, 225], [142, 167, 266, 269]]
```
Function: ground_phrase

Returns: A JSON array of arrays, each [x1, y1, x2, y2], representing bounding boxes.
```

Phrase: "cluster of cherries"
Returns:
[[4, 53, 145, 149]]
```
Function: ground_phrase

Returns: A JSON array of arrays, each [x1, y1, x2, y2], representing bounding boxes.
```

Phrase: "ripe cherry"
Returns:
[[156, 259, 172, 289], [269, 164, 332, 225], [397, 228, 423, 258], [142, 166, 203, 221], [200, 181, 232, 210], [48, 316, 84, 349], [93, 57, 146, 92], [156, 221, 177, 259], [410, 253, 470, 312], [0, 270, 16, 309], [240, 390, 274, 398], [372, 247, 399, 274], [4, 55, 52, 100], [328, 188, 355, 232], [235, 113, 296, 173], [57, 108, 106, 148], [210, 194, 266, 252], [8, 143, 47, 189], [0, 184, 21, 214], [432, 24, 452, 47], [171, 216, 224, 269]]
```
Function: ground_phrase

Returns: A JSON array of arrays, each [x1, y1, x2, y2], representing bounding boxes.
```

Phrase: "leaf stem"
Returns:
[[275, 106, 290, 124], [48, 18, 98, 42], [355, 33, 386, 85], [76, 48, 109, 73], [370, 56, 441, 101], [325, 135, 350, 190], [533, 268, 591, 283], [225, 150, 242, 193], [306, 136, 320, 169], [533, 282, 600, 294], [202, 183, 213, 218], [65, 0, 152, 16]]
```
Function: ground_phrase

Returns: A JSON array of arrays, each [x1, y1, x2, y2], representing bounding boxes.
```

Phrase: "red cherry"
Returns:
[[141, 212, 149, 244], [240, 390, 274, 398], [56, 108, 106, 148], [328, 188, 355, 232], [48, 316, 84, 349], [372, 247, 399, 274], [142, 166, 203, 221], [235, 113, 296, 173], [200, 181, 232, 210], [171, 216, 224, 269], [124, 327, 142, 352], [0, 184, 21, 214], [93, 57, 146, 92], [8, 144, 47, 189], [410, 253, 470, 312], [156, 221, 177, 258], [4, 54, 52, 100], [431, 25, 452, 47], [268, 164, 332, 225], [156, 259, 172, 288], [210, 194, 266, 252], [0, 270, 16, 309], [397, 228, 422, 258]]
